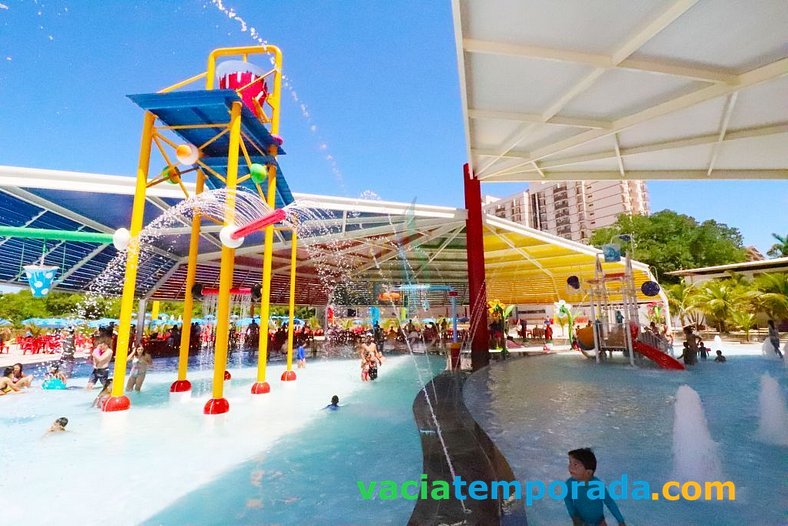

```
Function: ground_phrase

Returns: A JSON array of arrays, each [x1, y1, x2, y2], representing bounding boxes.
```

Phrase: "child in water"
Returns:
[[361, 355, 369, 382], [565, 448, 626, 526], [47, 417, 68, 434], [296, 343, 306, 369], [325, 395, 340, 410], [92, 379, 113, 409]]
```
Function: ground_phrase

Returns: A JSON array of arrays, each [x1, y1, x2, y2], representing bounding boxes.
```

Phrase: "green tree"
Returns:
[[589, 210, 747, 283], [692, 280, 744, 333], [767, 233, 788, 258], [0, 289, 48, 323], [753, 272, 788, 320], [729, 308, 756, 342], [665, 282, 697, 326]]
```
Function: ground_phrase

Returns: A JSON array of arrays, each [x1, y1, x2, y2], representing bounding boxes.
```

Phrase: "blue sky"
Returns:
[[0, 1, 784, 254]]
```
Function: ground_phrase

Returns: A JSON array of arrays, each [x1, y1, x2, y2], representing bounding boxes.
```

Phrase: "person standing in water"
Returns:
[[767, 320, 783, 359], [126, 345, 153, 392]]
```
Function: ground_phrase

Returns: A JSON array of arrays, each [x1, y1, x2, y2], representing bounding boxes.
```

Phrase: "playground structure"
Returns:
[[100, 45, 301, 414], [575, 249, 684, 370]]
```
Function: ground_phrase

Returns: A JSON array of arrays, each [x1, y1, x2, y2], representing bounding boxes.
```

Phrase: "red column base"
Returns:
[[204, 398, 230, 415], [169, 379, 192, 393], [224, 370, 232, 380], [281, 370, 297, 382], [102, 395, 131, 412], [251, 381, 271, 394]]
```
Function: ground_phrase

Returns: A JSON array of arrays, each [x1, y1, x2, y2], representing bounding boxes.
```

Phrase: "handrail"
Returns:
[[158, 71, 208, 94], [205, 45, 282, 91]]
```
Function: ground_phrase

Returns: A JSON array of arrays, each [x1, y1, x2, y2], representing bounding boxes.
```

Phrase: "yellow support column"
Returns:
[[103, 111, 156, 412], [252, 46, 283, 395], [251, 161, 277, 394], [281, 228, 298, 381], [204, 101, 243, 415], [171, 170, 205, 394]]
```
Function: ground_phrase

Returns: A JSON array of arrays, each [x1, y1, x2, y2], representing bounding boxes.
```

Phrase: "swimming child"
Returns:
[[368, 352, 379, 381], [47, 364, 67, 383], [565, 448, 626, 526], [92, 379, 113, 409], [325, 395, 340, 410], [47, 417, 68, 433], [361, 356, 369, 382], [714, 350, 727, 363], [698, 341, 708, 360], [296, 343, 306, 369], [42, 364, 68, 390]]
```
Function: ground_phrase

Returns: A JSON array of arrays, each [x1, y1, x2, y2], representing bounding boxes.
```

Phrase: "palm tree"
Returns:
[[767, 233, 788, 258], [692, 280, 744, 333], [665, 282, 697, 327], [753, 272, 788, 320], [729, 308, 756, 342]]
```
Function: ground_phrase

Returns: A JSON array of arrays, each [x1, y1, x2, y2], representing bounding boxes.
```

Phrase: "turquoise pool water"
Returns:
[[0, 354, 444, 525], [464, 351, 787, 525]]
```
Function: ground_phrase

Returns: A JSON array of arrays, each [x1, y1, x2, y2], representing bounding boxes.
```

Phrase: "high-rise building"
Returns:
[[483, 181, 649, 243]]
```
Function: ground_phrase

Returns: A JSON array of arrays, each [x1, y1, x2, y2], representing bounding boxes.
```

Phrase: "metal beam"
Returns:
[[143, 261, 183, 300], [482, 169, 788, 182], [462, 36, 734, 84], [491, 122, 788, 170], [468, 109, 611, 129], [54, 244, 110, 286], [707, 92, 738, 177], [0, 210, 47, 249], [519, 58, 788, 167], [473, 0, 699, 179]]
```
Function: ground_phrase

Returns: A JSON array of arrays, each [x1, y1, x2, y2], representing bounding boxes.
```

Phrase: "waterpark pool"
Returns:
[[0, 354, 444, 525], [464, 346, 787, 525]]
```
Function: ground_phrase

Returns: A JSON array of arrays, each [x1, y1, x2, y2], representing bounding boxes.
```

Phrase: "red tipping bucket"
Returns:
[[217, 60, 268, 117]]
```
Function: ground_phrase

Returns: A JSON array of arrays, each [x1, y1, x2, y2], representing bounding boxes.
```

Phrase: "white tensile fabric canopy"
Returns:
[[452, 0, 788, 182]]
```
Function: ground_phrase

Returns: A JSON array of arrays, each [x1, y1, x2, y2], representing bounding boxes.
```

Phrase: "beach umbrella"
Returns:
[[0, 318, 12, 326], [37, 318, 71, 329]]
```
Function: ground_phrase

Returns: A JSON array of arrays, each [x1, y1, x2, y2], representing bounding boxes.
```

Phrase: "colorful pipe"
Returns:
[[230, 208, 286, 240], [0, 226, 113, 244], [200, 286, 252, 296]]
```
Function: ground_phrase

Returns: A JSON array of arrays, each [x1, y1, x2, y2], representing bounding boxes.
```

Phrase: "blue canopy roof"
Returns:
[[127, 90, 294, 207]]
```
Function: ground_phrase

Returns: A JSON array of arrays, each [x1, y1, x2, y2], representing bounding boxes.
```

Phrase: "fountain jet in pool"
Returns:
[[756, 373, 788, 446], [672, 385, 723, 483]]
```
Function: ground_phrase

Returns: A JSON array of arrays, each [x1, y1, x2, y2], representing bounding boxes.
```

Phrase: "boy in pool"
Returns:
[[296, 342, 306, 369], [565, 448, 625, 526], [325, 395, 340, 410], [714, 350, 727, 362]]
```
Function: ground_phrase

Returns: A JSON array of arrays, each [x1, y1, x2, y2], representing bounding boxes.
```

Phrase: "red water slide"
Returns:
[[633, 340, 685, 370]]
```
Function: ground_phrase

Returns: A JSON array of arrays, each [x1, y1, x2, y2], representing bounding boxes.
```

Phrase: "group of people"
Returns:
[[0, 362, 33, 395], [679, 326, 726, 364]]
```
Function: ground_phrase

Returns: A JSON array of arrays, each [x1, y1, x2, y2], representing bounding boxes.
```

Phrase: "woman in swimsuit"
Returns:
[[11, 363, 33, 388], [1, 367, 22, 395], [126, 345, 152, 392]]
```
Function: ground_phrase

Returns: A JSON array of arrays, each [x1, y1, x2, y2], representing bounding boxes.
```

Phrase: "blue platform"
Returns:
[[128, 90, 293, 207]]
